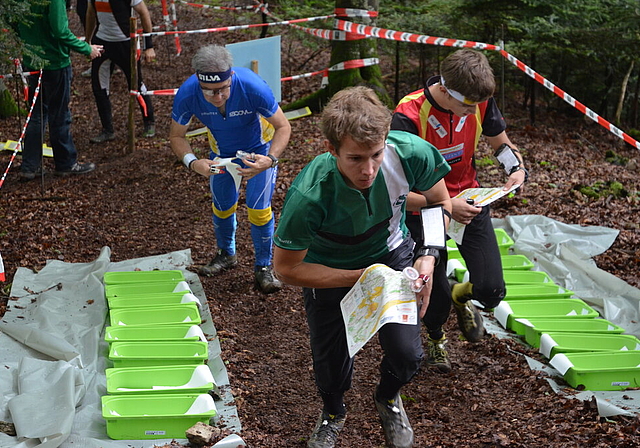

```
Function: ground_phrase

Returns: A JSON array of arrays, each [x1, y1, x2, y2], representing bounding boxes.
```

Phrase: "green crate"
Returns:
[[106, 364, 216, 395], [105, 281, 192, 299], [550, 351, 640, 391], [108, 341, 208, 368], [539, 333, 640, 359], [109, 304, 201, 327], [447, 228, 514, 259], [104, 324, 207, 343], [102, 393, 216, 439], [504, 284, 575, 300], [107, 292, 202, 309], [494, 299, 599, 335], [522, 318, 626, 348], [104, 270, 185, 285], [452, 254, 535, 282], [503, 270, 556, 285]]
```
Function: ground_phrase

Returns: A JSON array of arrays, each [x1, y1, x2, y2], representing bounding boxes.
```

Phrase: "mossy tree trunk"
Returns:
[[0, 80, 19, 119], [287, 0, 391, 113]]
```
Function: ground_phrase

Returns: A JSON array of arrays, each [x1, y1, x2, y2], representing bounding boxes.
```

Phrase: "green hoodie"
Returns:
[[18, 0, 91, 70]]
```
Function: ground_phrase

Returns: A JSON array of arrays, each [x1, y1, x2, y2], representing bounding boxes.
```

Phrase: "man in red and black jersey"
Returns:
[[392, 49, 528, 373]]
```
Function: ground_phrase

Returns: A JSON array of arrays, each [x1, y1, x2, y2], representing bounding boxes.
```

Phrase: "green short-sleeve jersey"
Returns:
[[273, 130, 450, 269]]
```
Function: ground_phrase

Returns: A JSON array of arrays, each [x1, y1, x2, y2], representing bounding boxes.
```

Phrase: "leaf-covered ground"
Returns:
[[1, 4, 640, 447]]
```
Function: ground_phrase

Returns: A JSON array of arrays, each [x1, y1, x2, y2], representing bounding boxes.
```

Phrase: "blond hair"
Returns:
[[320, 86, 391, 151]]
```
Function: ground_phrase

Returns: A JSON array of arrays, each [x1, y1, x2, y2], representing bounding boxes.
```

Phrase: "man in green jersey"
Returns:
[[273, 86, 451, 448]]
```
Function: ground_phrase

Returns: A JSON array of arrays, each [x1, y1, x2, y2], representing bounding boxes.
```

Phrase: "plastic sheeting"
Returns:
[[0, 247, 244, 448]]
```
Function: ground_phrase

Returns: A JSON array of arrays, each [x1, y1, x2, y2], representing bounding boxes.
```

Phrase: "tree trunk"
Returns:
[[614, 60, 634, 126], [0, 80, 19, 119], [286, 0, 390, 112]]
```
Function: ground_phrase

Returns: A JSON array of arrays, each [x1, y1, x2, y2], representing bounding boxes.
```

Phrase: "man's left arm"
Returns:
[[238, 106, 291, 179], [485, 131, 527, 191], [133, 1, 155, 63]]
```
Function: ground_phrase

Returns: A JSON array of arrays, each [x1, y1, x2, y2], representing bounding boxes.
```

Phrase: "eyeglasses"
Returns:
[[201, 83, 231, 97]]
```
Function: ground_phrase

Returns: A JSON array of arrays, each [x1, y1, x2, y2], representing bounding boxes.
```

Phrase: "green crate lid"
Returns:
[[521, 318, 626, 348], [106, 364, 216, 395], [107, 292, 202, 310], [104, 270, 185, 285], [495, 298, 599, 335], [540, 332, 640, 359], [109, 303, 201, 327], [105, 281, 192, 298], [504, 284, 575, 300], [104, 324, 208, 343]]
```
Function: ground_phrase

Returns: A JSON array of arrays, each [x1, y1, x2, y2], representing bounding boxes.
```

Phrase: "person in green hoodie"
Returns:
[[17, 0, 103, 181]]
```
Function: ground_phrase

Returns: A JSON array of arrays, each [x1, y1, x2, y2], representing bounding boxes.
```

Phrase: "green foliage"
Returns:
[[575, 180, 628, 199], [605, 150, 628, 166], [0, 0, 48, 74], [0, 84, 19, 118], [476, 156, 495, 168]]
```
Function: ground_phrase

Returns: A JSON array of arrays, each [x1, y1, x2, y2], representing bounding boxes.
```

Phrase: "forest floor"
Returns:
[[1, 4, 640, 447]]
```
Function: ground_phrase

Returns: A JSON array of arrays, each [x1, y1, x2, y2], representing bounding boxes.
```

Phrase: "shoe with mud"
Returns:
[[254, 265, 282, 294], [374, 392, 414, 448], [198, 250, 237, 276], [55, 162, 96, 176], [90, 131, 115, 144], [142, 124, 156, 138], [426, 335, 451, 373], [451, 282, 486, 342], [307, 410, 346, 448]]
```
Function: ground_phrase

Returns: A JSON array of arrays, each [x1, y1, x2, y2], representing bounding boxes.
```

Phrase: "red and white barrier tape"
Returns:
[[0, 70, 42, 190], [334, 19, 500, 50], [136, 57, 378, 93], [334, 8, 378, 18], [500, 50, 640, 151], [179, 1, 264, 11], [288, 23, 366, 41], [161, 0, 182, 55], [141, 14, 334, 38]]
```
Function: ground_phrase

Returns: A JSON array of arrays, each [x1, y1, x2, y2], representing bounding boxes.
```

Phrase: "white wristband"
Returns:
[[182, 153, 197, 169]]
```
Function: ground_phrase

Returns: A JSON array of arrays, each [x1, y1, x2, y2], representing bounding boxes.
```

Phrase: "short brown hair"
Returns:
[[320, 86, 391, 151], [440, 49, 495, 103]]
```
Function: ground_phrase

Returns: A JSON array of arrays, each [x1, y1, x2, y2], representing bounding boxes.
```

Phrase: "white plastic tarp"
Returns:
[[0, 247, 244, 448]]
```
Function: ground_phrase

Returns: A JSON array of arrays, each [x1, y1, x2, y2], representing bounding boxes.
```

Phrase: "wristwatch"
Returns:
[[266, 154, 278, 167], [416, 246, 441, 265]]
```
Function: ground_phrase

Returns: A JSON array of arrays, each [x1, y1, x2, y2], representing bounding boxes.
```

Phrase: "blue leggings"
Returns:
[[210, 162, 277, 267]]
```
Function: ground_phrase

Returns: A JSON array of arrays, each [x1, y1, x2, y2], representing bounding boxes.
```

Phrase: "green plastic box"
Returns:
[[522, 318, 626, 348], [452, 254, 535, 282], [550, 351, 640, 391], [539, 332, 640, 359], [447, 228, 514, 259], [109, 304, 201, 327], [109, 341, 208, 368], [105, 281, 192, 299], [107, 292, 202, 309], [102, 393, 216, 439], [503, 284, 575, 300], [104, 324, 207, 343], [106, 364, 216, 395], [494, 299, 599, 335], [503, 270, 556, 285], [104, 270, 186, 285]]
